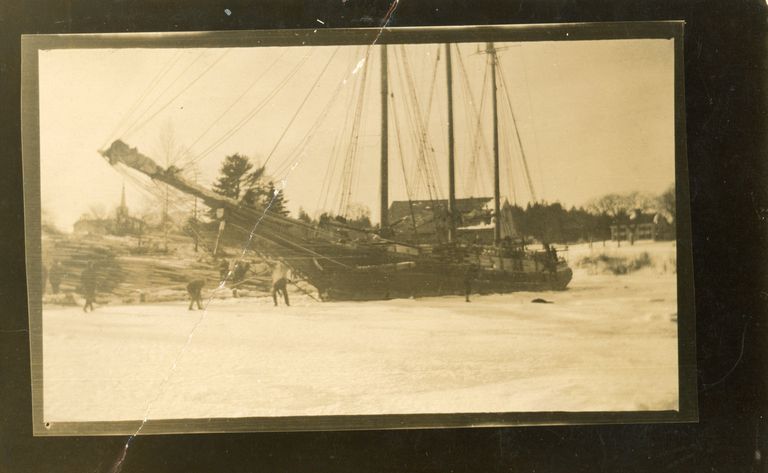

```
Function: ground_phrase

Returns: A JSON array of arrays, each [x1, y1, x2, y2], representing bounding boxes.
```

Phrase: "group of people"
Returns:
[[186, 259, 292, 311], [41, 260, 97, 313], [43, 257, 293, 314]]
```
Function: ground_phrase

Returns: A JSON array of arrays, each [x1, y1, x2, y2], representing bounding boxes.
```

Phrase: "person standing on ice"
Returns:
[[271, 260, 291, 307], [81, 261, 97, 313], [186, 279, 205, 311], [231, 261, 250, 297], [49, 260, 64, 294], [218, 259, 230, 284]]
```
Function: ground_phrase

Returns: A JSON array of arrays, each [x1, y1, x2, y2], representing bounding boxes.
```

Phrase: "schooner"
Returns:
[[100, 40, 573, 301]]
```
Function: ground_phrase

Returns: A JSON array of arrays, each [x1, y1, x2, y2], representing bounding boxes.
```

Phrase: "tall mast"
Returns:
[[380, 44, 389, 234], [445, 43, 457, 242], [488, 42, 501, 245]]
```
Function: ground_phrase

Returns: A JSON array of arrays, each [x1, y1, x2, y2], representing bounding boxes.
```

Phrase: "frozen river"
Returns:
[[42, 269, 678, 422]]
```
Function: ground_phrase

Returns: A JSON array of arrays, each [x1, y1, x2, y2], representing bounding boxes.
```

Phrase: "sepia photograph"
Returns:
[[22, 23, 694, 434]]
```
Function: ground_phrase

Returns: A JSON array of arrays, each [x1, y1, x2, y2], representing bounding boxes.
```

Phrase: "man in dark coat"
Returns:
[[49, 261, 64, 294], [218, 259, 229, 283], [81, 261, 97, 313], [186, 279, 205, 311]]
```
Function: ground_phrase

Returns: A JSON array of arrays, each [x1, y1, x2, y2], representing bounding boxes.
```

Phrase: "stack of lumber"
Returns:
[[41, 232, 273, 306]]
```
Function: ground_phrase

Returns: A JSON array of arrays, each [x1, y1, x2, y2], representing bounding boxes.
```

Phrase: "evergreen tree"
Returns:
[[297, 207, 313, 223], [264, 181, 289, 216], [212, 154, 264, 201], [209, 154, 265, 218]]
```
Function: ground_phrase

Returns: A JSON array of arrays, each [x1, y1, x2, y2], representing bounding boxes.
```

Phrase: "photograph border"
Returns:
[[21, 20, 696, 436]]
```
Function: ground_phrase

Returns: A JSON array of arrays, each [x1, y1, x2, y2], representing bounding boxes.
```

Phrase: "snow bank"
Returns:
[[562, 240, 676, 276]]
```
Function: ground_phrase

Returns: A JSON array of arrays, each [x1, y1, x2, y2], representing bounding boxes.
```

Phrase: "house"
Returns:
[[73, 218, 110, 235], [609, 210, 674, 242]]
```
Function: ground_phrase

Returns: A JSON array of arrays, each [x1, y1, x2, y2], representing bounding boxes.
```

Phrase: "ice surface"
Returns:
[[42, 267, 678, 422]]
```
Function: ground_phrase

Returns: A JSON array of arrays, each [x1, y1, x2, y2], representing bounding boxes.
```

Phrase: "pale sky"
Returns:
[[38, 38, 675, 231]]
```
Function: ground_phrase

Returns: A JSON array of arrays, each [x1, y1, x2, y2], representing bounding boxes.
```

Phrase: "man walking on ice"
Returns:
[[81, 261, 97, 313], [271, 260, 291, 307], [187, 279, 206, 311]]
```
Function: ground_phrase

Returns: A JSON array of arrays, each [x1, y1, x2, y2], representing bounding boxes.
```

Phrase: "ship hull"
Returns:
[[315, 263, 573, 301]]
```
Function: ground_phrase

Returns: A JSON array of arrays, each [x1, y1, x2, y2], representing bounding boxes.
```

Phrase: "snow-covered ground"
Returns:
[[42, 252, 679, 421], [562, 239, 677, 265]]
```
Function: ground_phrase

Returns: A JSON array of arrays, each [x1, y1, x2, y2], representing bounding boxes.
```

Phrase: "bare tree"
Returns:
[[656, 184, 675, 222], [155, 120, 195, 251], [588, 191, 657, 217], [587, 193, 628, 218], [88, 203, 108, 220]]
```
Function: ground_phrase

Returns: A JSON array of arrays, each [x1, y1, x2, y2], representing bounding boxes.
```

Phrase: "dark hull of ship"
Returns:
[[312, 262, 574, 302], [210, 216, 574, 302]]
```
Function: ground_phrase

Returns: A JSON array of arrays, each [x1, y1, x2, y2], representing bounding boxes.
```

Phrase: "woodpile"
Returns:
[[41, 232, 273, 306]]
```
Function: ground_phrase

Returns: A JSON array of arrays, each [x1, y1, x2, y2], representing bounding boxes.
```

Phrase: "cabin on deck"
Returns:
[[456, 200, 520, 245], [388, 197, 520, 245]]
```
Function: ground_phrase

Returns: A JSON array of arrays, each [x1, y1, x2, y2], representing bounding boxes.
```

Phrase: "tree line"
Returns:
[[208, 151, 675, 246], [508, 185, 675, 244], [178, 151, 677, 248]]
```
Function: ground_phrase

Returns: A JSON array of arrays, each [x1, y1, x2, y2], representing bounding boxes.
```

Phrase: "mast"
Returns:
[[380, 44, 389, 234], [488, 42, 501, 245], [445, 43, 457, 242]]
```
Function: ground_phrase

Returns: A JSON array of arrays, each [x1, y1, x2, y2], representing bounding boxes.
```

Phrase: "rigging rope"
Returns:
[[124, 50, 230, 139], [497, 103, 518, 206], [262, 46, 342, 168], [182, 49, 288, 161], [516, 45, 547, 201], [390, 74, 420, 240], [316, 47, 363, 217], [101, 51, 184, 150], [118, 161, 357, 270], [337, 53, 370, 216], [117, 51, 208, 141], [423, 44, 442, 136], [395, 46, 442, 202], [455, 47, 492, 197], [184, 51, 313, 167], [399, 46, 444, 200], [497, 60, 537, 203], [271, 50, 355, 179], [392, 51, 428, 199]]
